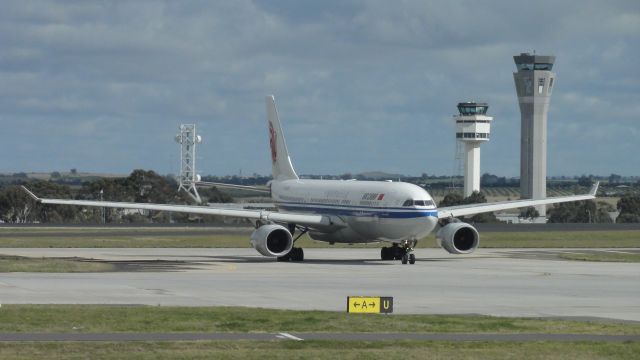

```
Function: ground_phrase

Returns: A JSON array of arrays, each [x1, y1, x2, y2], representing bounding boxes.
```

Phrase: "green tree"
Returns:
[[520, 206, 539, 220], [608, 173, 622, 185], [548, 200, 612, 223], [439, 193, 464, 207], [199, 187, 233, 204], [78, 170, 233, 224], [596, 201, 615, 224], [617, 213, 640, 223], [438, 191, 498, 223], [0, 186, 35, 223], [30, 181, 79, 223], [0, 182, 79, 223], [617, 194, 640, 223], [577, 175, 594, 187]]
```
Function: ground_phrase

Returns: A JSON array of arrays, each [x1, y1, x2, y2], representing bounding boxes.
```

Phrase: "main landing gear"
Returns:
[[277, 247, 304, 262], [380, 240, 416, 265], [277, 224, 308, 262]]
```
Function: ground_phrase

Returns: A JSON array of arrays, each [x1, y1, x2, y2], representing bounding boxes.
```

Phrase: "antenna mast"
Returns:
[[175, 124, 202, 203]]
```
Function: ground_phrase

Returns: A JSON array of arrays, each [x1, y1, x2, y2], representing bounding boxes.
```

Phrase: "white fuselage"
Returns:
[[271, 179, 438, 244]]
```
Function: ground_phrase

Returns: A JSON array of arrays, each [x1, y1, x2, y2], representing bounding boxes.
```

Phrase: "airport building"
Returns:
[[513, 53, 556, 216], [454, 102, 493, 197]]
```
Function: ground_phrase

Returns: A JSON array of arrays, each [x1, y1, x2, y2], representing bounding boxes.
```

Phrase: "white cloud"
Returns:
[[0, 0, 638, 176]]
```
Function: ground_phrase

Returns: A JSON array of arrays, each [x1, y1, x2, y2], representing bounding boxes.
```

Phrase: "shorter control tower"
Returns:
[[454, 102, 493, 197]]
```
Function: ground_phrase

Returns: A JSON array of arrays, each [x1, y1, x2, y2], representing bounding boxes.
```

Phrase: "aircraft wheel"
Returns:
[[381, 247, 393, 260], [409, 253, 416, 264], [290, 247, 304, 262], [401, 254, 408, 264], [393, 246, 404, 260]]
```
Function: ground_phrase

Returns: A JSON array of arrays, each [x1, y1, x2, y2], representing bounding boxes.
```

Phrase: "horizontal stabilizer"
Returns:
[[196, 181, 271, 194]]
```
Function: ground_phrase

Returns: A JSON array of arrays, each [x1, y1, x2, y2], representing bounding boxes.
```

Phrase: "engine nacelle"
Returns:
[[436, 222, 479, 255], [250, 224, 293, 257]]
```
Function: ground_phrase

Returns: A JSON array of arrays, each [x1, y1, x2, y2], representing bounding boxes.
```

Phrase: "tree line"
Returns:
[[0, 170, 232, 224], [547, 195, 640, 223], [2, 170, 639, 224], [439, 191, 640, 224]]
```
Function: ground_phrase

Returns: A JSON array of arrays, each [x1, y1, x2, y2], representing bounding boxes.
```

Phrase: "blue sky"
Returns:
[[1, 0, 638, 177]]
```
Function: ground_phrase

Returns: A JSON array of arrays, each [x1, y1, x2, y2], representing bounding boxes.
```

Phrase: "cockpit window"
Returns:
[[403, 199, 435, 207]]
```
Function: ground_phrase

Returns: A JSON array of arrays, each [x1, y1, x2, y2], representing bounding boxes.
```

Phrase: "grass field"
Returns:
[[0, 306, 638, 359], [1, 341, 639, 360], [473, 231, 640, 248], [0, 234, 249, 248], [559, 252, 640, 263], [0, 255, 114, 272], [0, 227, 638, 249], [1, 305, 638, 335]]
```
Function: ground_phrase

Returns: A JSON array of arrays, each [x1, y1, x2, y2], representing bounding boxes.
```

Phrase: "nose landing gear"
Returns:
[[381, 240, 417, 264]]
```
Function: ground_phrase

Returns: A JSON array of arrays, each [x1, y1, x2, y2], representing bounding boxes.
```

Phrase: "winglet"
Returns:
[[590, 181, 600, 197], [21, 186, 41, 202]]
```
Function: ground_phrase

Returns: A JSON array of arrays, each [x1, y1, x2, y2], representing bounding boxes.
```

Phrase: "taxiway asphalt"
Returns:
[[1, 248, 639, 321]]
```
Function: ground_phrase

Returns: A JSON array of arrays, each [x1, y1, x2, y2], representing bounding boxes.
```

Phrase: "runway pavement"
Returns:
[[1, 248, 639, 321]]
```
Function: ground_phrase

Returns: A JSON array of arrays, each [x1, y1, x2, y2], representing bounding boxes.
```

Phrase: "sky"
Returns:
[[0, 0, 638, 177]]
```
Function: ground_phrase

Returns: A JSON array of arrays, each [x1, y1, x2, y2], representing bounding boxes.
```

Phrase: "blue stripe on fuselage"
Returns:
[[276, 202, 438, 219]]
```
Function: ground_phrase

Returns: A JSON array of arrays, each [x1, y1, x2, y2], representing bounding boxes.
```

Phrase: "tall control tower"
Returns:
[[513, 53, 556, 217], [455, 102, 493, 197]]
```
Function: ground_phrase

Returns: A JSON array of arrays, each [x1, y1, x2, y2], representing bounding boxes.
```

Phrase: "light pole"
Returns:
[[100, 189, 105, 224]]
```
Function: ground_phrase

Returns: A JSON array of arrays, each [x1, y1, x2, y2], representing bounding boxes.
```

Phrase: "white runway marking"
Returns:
[[278, 332, 304, 341]]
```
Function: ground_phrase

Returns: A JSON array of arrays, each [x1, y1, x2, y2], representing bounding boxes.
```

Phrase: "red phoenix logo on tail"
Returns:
[[269, 121, 277, 164]]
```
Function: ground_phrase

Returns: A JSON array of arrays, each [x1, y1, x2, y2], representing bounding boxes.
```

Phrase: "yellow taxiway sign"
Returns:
[[347, 296, 393, 314]]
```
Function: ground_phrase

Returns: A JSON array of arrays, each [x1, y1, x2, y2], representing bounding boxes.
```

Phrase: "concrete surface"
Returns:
[[1, 248, 639, 321]]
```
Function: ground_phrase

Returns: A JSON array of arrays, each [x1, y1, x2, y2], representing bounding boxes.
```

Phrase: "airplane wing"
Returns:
[[21, 186, 329, 227], [196, 181, 271, 194], [437, 182, 599, 219]]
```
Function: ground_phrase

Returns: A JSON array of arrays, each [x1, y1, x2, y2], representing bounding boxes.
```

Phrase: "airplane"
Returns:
[[22, 96, 599, 264]]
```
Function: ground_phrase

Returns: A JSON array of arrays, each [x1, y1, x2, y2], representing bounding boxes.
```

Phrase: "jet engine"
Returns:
[[436, 221, 479, 255], [250, 224, 293, 257]]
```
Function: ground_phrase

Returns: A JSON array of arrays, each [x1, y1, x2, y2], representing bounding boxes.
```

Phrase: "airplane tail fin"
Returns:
[[266, 95, 298, 181]]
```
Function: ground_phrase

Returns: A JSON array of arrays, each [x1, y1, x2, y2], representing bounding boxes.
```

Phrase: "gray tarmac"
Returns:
[[1, 248, 639, 321]]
